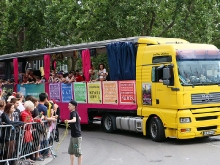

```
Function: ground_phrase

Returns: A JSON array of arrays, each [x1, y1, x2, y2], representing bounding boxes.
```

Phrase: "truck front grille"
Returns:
[[196, 116, 217, 121], [191, 92, 220, 104]]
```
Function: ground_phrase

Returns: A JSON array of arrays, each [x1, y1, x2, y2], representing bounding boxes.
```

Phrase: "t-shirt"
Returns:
[[0, 110, 3, 123], [20, 110, 34, 123], [37, 103, 47, 117], [90, 69, 98, 81], [32, 108, 39, 118], [75, 75, 84, 82], [70, 111, 81, 138], [99, 69, 106, 79], [18, 102, 25, 112], [13, 108, 21, 122]]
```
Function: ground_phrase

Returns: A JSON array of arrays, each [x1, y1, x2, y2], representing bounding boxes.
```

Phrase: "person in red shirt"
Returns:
[[74, 70, 84, 82], [20, 100, 35, 163]]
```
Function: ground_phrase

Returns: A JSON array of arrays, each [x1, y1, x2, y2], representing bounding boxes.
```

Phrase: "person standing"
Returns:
[[98, 64, 107, 81], [65, 100, 82, 165], [10, 98, 21, 122], [16, 92, 25, 112]]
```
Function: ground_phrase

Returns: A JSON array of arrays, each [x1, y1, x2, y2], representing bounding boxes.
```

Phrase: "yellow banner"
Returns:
[[102, 81, 118, 104], [87, 82, 102, 104]]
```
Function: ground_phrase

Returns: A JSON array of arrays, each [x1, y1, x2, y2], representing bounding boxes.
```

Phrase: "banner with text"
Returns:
[[73, 83, 87, 103], [102, 81, 118, 104], [17, 84, 45, 98], [87, 82, 102, 104], [61, 83, 73, 102], [118, 81, 136, 104], [49, 83, 61, 102]]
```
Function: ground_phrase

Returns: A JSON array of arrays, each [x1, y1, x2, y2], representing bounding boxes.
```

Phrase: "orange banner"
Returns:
[[102, 81, 118, 104]]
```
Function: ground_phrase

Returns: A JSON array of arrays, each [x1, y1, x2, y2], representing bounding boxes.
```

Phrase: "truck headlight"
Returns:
[[179, 117, 191, 123]]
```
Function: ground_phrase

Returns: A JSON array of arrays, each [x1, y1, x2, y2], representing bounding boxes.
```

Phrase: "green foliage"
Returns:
[[0, 0, 219, 56], [76, 53, 109, 71], [92, 53, 109, 71]]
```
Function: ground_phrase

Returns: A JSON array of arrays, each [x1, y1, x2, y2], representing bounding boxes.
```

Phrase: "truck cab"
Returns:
[[136, 39, 220, 141]]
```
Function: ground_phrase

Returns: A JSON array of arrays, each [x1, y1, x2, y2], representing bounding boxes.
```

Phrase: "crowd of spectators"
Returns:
[[0, 92, 60, 164], [14, 63, 110, 85]]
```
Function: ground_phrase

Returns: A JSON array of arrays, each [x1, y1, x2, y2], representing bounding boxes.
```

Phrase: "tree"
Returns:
[[0, 0, 219, 56]]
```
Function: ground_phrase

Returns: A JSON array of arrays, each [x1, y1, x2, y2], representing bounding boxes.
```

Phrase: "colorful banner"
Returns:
[[73, 83, 87, 103], [17, 84, 45, 98], [87, 82, 102, 104], [102, 81, 118, 104], [142, 83, 152, 105], [49, 83, 61, 102], [118, 81, 136, 104], [61, 83, 73, 102]]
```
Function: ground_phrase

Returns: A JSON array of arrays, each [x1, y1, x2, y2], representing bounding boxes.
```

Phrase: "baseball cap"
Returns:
[[69, 100, 77, 107]]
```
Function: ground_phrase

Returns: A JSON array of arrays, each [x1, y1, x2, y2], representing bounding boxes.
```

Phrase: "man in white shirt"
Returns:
[[16, 92, 25, 112]]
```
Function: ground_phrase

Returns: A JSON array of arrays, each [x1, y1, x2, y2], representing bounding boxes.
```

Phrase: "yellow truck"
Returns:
[[135, 37, 220, 141], [0, 36, 219, 142]]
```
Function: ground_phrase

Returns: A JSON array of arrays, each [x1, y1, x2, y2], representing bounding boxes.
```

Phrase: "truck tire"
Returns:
[[149, 117, 166, 142], [102, 114, 116, 133]]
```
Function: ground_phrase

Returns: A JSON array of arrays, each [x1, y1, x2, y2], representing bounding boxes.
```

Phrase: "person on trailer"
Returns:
[[98, 63, 107, 81], [89, 64, 98, 81], [75, 70, 84, 82], [65, 100, 82, 165]]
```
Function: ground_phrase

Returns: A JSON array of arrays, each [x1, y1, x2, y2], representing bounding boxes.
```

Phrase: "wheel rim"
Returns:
[[104, 116, 112, 130], [151, 121, 158, 138]]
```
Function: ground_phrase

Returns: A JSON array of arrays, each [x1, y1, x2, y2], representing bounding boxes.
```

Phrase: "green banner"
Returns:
[[17, 84, 45, 98], [73, 83, 87, 103]]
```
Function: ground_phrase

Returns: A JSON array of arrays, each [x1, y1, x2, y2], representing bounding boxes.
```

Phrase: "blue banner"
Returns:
[[61, 83, 73, 102], [17, 84, 45, 98]]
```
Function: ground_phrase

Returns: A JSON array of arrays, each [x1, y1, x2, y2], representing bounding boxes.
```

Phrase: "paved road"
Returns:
[[47, 124, 220, 165]]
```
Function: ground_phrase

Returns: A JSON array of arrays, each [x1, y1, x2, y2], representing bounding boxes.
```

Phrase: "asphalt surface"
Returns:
[[42, 124, 220, 165]]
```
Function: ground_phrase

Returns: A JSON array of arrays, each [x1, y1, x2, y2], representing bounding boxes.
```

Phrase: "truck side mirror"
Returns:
[[163, 67, 170, 79], [163, 67, 174, 86]]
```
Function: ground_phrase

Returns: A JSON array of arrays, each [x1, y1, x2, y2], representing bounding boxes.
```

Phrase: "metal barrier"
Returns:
[[0, 125, 21, 165], [0, 121, 57, 165]]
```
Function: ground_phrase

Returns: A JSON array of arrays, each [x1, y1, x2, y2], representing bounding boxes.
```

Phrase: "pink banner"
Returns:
[[44, 54, 50, 81], [118, 80, 136, 104], [82, 49, 91, 81], [13, 58, 18, 84]]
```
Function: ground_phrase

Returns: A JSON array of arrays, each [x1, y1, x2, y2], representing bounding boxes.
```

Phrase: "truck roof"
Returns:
[[172, 43, 218, 51], [138, 37, 189, 45], [0, 36, 189, 60]]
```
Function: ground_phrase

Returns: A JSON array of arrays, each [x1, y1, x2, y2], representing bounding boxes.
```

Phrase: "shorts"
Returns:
[[68, 137, 82, 157]]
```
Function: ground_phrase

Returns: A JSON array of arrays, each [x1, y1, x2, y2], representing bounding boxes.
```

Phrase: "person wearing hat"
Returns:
[[65, 100, 82, 165]]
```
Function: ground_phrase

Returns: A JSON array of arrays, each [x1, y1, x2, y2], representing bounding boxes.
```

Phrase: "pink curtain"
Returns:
[[44, 54, 50, 81], [82, 49, 91, 81], [13, 58, 18, 84]]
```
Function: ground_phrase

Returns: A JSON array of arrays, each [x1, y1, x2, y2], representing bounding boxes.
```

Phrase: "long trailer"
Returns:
[[1, 36, 220, 142]]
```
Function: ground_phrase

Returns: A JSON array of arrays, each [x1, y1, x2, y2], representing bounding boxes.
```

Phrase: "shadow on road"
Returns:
[[58, 123, 220, 146]]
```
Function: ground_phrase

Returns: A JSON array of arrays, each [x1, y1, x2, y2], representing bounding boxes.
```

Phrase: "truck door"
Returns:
[[152, 66, 177, 109]]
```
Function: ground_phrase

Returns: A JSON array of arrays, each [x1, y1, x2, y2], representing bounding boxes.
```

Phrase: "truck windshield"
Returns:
[[177, 60, 220, 86]]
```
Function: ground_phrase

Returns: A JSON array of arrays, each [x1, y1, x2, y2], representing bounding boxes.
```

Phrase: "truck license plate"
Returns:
[[203, 130, 215, 136]]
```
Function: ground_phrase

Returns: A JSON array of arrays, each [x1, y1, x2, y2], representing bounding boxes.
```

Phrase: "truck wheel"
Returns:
[[102, 114, 116, 133], [149, 117, 165, 142]]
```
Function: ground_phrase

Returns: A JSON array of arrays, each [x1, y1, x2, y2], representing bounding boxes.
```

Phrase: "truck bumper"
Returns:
[[172, 108, 220, 139]]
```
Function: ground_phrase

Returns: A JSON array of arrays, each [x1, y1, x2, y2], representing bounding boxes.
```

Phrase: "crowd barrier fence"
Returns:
[[0, 121, 57, 165]]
